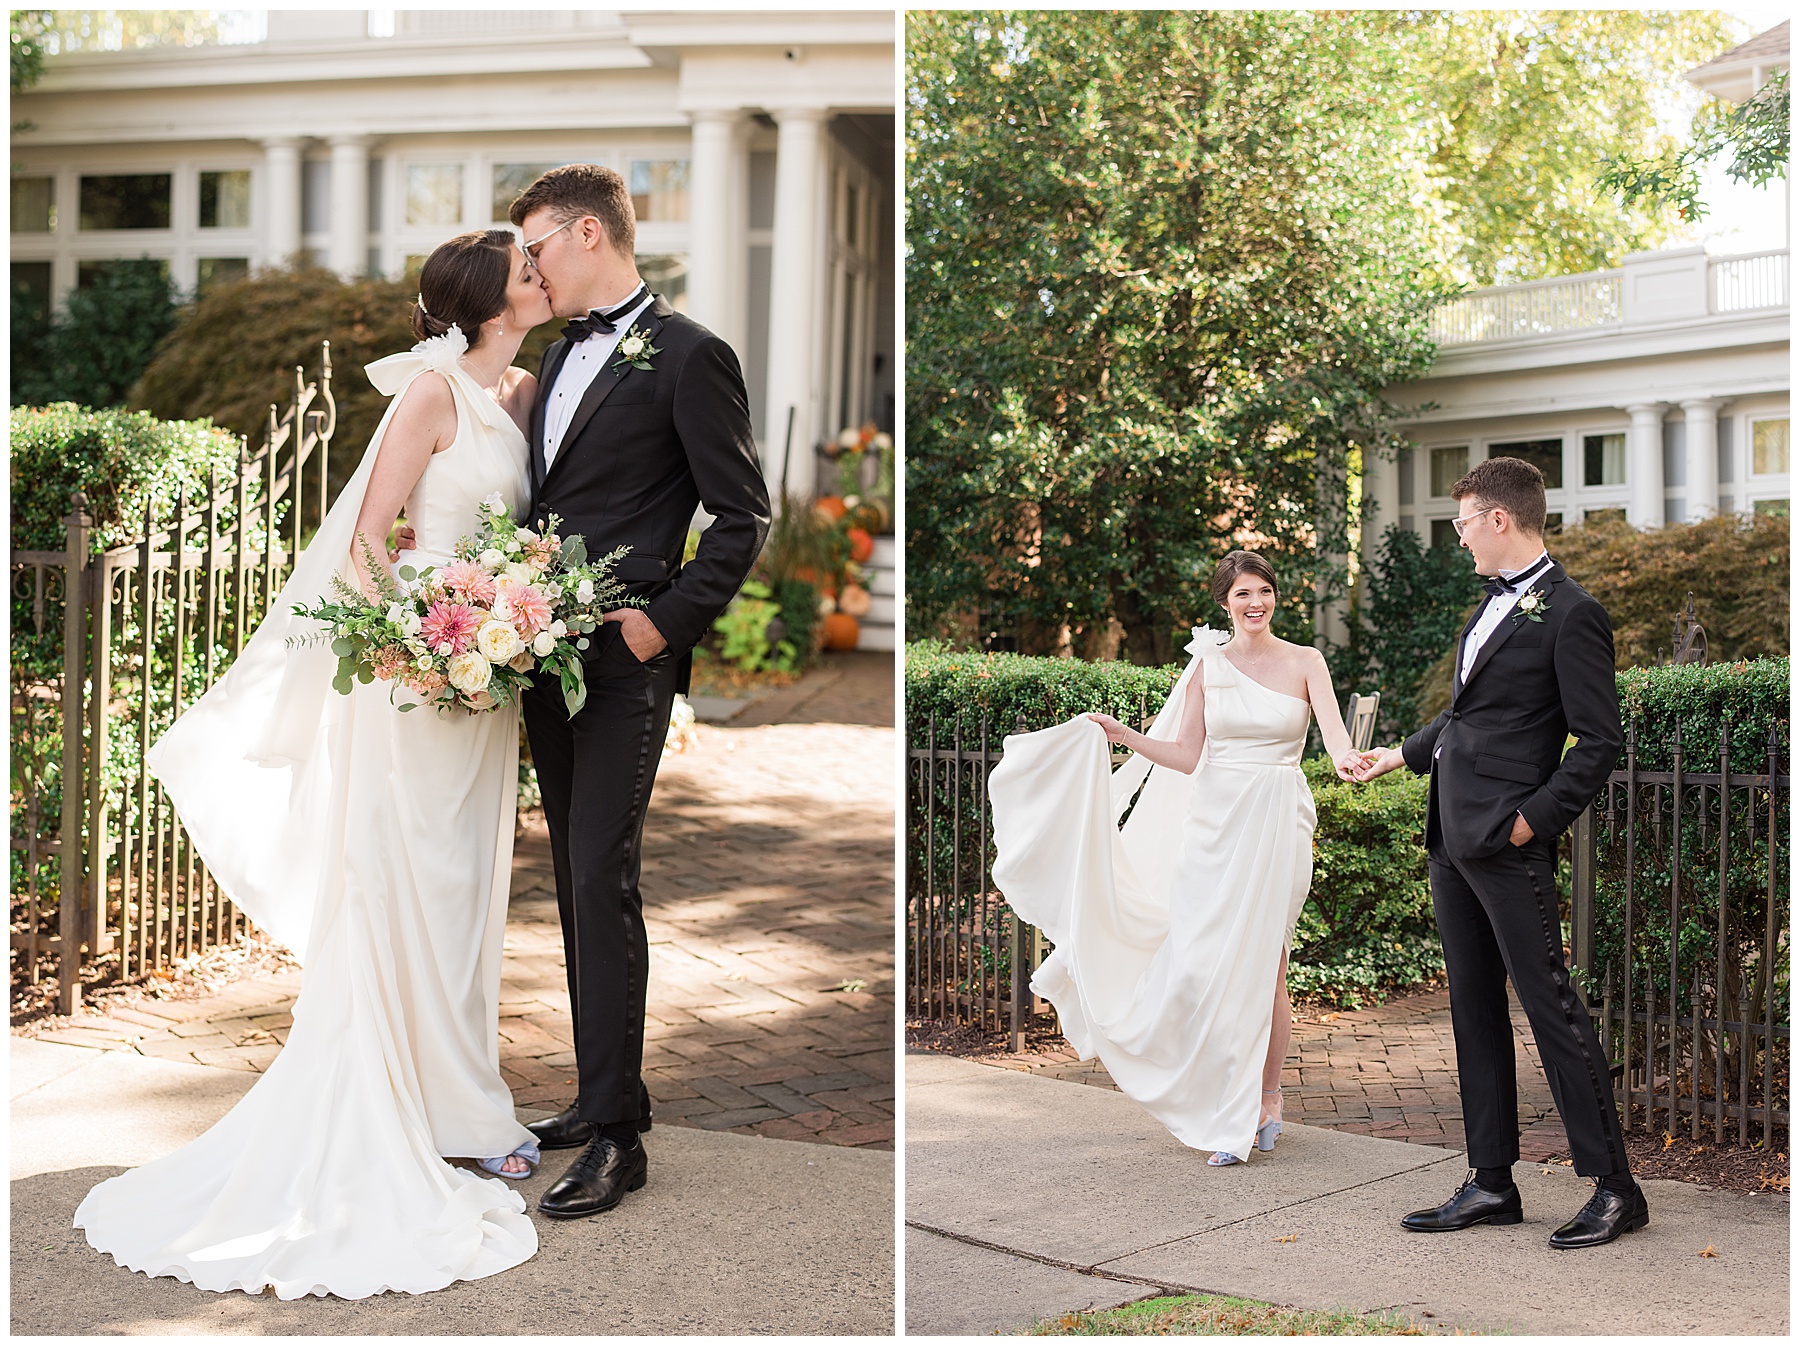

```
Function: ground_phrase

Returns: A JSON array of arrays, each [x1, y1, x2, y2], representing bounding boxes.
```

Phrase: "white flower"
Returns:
[[490, 591, 513, 621], [386, 602, 409, 627], [503, 534, 522, 554], [619, 333, 647, 359], [483, 492, 507, 516], [871, 431, 893, 451], [412, 323, 469, 371], [506, 561, 536, 584], [476, 619, 525, 664], [549, 619, 567, 638], [435, 641, 454, 657], [575, 578, 595, 604], [479, 548, 506, 570], [405, 637, 427, 656], [417, 653, 434, 670], [516, 527, 537, 545], [446, 650, 492, 694], [837, 426, 862, 450], [544, 581, 563, 600], [532, 630, 557, 657], [508, 650, 536, 673]]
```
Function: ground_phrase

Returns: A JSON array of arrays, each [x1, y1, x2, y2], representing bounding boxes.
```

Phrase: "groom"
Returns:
[[1358, 456, 1646, 1249], [509, 164, 770, 1217]]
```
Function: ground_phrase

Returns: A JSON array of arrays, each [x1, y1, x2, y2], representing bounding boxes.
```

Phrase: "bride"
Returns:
[[75, 229, 555, 1297], [989, 551, 1365, 1165]]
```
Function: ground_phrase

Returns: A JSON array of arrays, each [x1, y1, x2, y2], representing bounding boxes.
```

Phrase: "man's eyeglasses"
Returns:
[[522, 217, 580, 261], [1450, 507, 1496, 538]]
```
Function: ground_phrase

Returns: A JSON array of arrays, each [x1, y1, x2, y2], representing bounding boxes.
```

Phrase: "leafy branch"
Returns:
[[1599, 70, 1789, 222]]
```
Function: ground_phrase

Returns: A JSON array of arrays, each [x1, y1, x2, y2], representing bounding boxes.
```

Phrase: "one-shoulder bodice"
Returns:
[[1197, 647, 1313, 770], [364, 342, 531, 565]]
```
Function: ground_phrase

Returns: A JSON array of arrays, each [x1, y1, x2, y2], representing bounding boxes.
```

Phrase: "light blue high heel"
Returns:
[[1256, 1088, 1284, 1153], [479, 1138, 541, 1180]]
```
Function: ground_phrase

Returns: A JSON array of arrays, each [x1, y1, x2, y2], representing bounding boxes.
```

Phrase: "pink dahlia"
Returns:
[[438, 558, 497, 605], [419, 600, 480, 655], [509, 583, 554, 637]]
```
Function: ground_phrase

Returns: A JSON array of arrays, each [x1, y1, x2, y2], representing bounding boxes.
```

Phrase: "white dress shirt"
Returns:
[[1459, 551, 1552, 685], [541, 289, 655, 471]]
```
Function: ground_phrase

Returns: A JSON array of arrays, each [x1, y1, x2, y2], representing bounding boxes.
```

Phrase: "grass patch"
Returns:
[[1029, 1292, 1435, 1336]]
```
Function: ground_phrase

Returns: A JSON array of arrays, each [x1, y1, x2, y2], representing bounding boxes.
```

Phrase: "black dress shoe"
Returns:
[[537, 1135, 648, 1220], [1549, 1182, 1649, 1249], [1401, 1172, 1523, 1232], [526, 1104, 652, 1150]]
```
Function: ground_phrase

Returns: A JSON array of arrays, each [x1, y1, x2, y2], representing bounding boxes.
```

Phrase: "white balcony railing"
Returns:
[[1432, 247, 1788, 347], [1429, 272, 1622, 345], [1710, 249, 1789, 313]]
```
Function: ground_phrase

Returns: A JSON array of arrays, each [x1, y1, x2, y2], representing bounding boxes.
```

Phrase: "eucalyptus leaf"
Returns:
[[398, 564, 417, 582], [561, 537, 587, 567], [331, 637, 355, 658]]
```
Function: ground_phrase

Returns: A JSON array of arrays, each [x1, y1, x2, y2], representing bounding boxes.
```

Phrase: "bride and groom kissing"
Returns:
[[75, 163, 771, 1297], [992, 454, 1648, 1253]]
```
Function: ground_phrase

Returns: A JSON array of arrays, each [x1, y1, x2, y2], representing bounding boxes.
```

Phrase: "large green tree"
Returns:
[[908, 10, 1443, 663]]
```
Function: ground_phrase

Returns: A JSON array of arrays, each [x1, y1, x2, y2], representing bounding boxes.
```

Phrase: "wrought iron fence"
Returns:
[[909, 703, 1791, 1140], [11, 345, 336, 1014]]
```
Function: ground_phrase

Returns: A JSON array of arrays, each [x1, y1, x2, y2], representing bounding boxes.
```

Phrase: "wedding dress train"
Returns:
[[74, 337, 540, 1298], [990, 628, 1316, 1159]]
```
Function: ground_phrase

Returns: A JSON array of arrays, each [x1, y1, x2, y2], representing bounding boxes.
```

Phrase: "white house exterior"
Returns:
[[10, 9, 897, 645], [1368, 21, 1789, 562]]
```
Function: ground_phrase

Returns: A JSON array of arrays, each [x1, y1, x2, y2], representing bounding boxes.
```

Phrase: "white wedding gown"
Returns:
[[989, 628, 1317, 1159], [74, 338, 540, 1298]]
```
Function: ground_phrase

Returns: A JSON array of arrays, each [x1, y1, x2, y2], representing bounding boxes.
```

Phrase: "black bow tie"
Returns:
[[560, 287, 649, 343], [1482, 559, 1549, 598]]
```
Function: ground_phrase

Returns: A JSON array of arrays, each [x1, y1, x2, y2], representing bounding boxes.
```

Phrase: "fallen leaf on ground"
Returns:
[[1699, 1245, 1718, 1258], [1275, 1233, 1299, 1243], [1663, 1132, 1677, 1149]]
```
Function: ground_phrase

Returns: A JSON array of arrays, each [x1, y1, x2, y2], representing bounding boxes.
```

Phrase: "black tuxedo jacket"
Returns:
[[527, 295, 770, 664], [1400, 561, 1622, 860]]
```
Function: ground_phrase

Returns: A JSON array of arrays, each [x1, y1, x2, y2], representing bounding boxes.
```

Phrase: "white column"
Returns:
[[261, 136, 304, 269], [1681, 398, 1723, 522], [326, 135, 371, 280], [764, 108, 829, 501], [1626, 402, 1667, 528], [687, 109, 746, 350]]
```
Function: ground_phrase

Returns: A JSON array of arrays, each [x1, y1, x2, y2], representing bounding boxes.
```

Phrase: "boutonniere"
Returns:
[[1514, 587, 1550, 624], [612, 324, 661, 372]]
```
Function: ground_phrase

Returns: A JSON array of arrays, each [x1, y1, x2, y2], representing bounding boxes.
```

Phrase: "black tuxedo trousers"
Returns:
[[522, 625, 678, 1125]]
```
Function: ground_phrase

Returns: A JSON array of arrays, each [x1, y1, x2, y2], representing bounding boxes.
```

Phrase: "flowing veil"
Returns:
[[144, 335, 473, 961]]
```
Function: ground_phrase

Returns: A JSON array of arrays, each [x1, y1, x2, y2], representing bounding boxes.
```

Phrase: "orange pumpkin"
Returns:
[[847, 527, 875, 563], [814, 495, 849, 522], [837, 583, 873, 617], [821, 612, 860, 650]]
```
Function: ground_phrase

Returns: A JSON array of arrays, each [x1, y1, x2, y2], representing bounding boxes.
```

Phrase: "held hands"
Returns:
[[1350, 746, 1406, 783], [603, 607, 668, 661]]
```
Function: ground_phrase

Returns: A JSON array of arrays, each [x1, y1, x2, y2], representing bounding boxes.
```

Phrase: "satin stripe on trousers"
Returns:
[[1430, 836, 1629, 1177], [524, 623, 678, 1126]]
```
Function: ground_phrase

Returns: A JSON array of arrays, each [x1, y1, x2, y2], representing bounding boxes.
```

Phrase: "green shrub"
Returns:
[[1292, 757, 1441, 1007], [11, 258, 180, 410], [906, 640, 1180, 746]]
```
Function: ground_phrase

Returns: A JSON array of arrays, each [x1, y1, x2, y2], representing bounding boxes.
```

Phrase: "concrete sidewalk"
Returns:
[[905, 1051, 1788, 1337], [12, 1037, 894, 1334]]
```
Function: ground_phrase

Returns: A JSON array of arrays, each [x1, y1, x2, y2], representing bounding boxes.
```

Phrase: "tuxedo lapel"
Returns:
[[540, 296, 671, 494], [531, 338, 574, 497], [1457, 562, 1564, 701]]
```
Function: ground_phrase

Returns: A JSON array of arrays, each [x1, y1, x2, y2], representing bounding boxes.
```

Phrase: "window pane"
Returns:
[[1583, 507, 1626, 526], [1752, 419, 1789, 476], [492, 162, 561, 222], [79, 173, 171, 230], [196, 256, 249, 293], [1583, 433, 1626, 487], [405, 163, 464, 227], [77, 257, 170, 291], [199, 170, 251, 229], [12, 261, 54, 333], [12, 176, 55, 232], [1543, 512, 1563, 536], [629, 159, 689, 222], [1429, 446, 1467, 498], [1753, 497, 1789, 517], [636, 253, 687, 312], [1490, 438, 1563, 490], [1429, 518, 1459, 549]]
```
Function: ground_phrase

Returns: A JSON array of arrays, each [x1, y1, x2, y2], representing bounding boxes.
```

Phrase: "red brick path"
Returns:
[[26, 653, 896, 1151]]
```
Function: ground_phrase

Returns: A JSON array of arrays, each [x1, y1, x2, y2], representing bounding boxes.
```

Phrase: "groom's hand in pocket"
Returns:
[[604, 608, 668, 662], [1509, 812, 1535, 846]]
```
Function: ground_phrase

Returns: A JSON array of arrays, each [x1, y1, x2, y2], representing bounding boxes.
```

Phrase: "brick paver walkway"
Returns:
[[26, 653, 895, 1150], [971, 984, 1573, 1163]]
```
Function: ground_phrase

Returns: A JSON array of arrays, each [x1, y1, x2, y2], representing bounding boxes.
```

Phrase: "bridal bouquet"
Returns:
[[291, 494, 634, 717]]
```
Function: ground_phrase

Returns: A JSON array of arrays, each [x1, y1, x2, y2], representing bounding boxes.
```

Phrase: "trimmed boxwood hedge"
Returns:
[[907, 642, 1789, 1011]]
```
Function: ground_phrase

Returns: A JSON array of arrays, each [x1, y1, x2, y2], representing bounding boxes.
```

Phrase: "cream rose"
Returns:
[[446, 650, 492, 694], [532, 630, 557, 657], [476, 619, 525, 664], [478, 548, 506, 569]]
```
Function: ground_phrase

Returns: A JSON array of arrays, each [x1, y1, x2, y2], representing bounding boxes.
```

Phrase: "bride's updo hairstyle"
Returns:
[[1210, 550, 1280, 609], [410, 228, 514, 348]]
